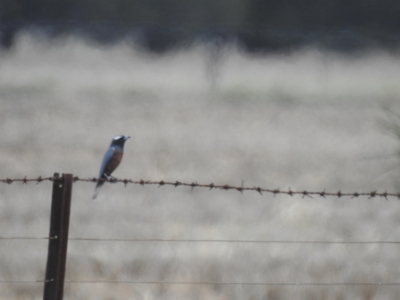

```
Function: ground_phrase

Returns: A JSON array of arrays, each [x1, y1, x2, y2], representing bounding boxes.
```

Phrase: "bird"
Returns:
[[93, 135, 130, 200]]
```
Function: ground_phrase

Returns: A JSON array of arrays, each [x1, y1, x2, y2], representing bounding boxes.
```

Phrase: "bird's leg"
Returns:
[[104, 174, 118, 183]]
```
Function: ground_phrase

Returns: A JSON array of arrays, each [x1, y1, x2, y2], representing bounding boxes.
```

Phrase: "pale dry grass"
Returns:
[[1, 33, 400, 299]]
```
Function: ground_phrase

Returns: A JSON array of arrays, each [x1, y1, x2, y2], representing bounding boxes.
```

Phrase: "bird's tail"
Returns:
[[92, 180, 104, 200]]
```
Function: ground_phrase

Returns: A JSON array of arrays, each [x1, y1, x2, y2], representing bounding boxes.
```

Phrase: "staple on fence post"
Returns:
[[43, 173, 73, 300]]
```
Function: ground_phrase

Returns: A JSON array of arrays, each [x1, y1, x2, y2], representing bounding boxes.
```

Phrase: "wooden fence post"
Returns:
[[43, 173, 73, 300]]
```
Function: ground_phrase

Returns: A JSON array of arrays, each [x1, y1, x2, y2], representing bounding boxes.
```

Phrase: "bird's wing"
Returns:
[[98, 147, 115, 178]]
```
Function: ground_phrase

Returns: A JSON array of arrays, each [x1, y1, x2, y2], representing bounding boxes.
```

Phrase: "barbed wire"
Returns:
[[2, 178, 400, 291], [2, 236, 400, 244], [0, 280, 43, 284], [0, 279, 52, 284], [60, 238, 400, 244], [1, 278, 400, 286], [1, 176, 399, 200], [62, 280, 400, 286], [0, 237, 53, 240]]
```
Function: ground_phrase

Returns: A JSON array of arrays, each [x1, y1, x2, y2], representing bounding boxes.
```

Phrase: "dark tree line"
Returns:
[[1, 0, 400, 52]]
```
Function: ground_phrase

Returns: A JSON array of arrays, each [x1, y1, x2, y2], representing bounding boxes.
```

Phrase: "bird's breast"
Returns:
[[104, 150, 123, 176]]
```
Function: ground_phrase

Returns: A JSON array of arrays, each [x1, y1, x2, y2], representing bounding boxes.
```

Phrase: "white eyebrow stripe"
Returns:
[[113, 135, 123, 140]]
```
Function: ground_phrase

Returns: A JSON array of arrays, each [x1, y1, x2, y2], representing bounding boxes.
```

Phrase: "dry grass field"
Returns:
[[1, 33, 400, 299]]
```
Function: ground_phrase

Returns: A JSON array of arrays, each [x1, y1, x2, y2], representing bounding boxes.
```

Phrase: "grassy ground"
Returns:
[[1, 33, 400, 299]]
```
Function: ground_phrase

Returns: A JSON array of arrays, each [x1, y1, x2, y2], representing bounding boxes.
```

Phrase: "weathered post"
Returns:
[[43, 173, 73, 300]]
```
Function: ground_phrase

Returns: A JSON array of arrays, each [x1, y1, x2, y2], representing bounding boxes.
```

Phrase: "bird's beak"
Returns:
[[125, 136, 131, 140]]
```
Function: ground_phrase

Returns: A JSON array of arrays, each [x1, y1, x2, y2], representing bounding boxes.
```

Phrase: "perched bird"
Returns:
[[93, 135, 130, 200]]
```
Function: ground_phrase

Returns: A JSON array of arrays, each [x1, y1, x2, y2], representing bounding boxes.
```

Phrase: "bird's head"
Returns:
[[111, 135, 130, 148]]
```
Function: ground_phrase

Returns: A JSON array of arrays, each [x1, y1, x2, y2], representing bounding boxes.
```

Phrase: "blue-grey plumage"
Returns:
[[93, 135, 130, 200]]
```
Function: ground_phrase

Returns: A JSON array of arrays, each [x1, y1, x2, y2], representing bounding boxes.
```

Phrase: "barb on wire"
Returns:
[[1, 176, 400, 199]]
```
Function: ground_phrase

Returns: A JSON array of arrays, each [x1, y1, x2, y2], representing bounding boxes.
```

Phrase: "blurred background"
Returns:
[[1, 1, 400, 299], [2, 0, 400, 53]]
